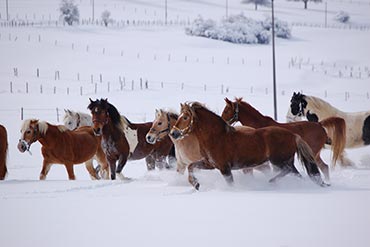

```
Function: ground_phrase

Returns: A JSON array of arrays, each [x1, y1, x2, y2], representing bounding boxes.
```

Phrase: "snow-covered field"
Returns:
[[1, 1, 370, 246]]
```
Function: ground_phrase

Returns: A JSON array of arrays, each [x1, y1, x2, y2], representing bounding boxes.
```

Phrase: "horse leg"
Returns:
[[176, 160, 187, 174], [116, 154, 129, 180], [95, 151, 109, 180], [107, 158, 117, 180], [40, 160, 52, 180], [188, 160, 214, 190], [316, 155, 330, 182], [145, 155, 155, 171], [269, 157, 296, 183], [85, 159, 99, 180], [65, 164, 76, 180], [220, 166, 234, 186]]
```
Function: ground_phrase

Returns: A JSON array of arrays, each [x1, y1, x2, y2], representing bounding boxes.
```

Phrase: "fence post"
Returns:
[[10, 81, 13, 93], [80, 86, 83, 96], [140, 78, 143, 89], [99, 74, 102, 83], [21, 107, 24, 120], [26, 82, 28, 93], [37, 68, 40, 77], [40, 84, 43, 94], [221, 84, 224, 94], [107, 82, 110, 92], [56, 108, 60, 122], [131, 80, 134, 90]]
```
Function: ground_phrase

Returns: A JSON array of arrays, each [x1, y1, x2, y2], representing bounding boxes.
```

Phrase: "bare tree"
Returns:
[[241, 0, 270, 11], [59, 0, 79, 25]]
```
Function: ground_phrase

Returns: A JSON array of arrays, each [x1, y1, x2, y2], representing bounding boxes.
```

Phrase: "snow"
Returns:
[[1, 0, 370, 246]]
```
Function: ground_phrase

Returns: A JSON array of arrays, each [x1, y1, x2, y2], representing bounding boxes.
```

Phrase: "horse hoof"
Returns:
[[194, 183, 200, 190]]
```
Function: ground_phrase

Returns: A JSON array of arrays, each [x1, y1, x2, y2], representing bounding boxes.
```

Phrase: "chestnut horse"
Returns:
[[18, 119, 106, 180], [88, 99, 175, 180], [170, 102, 327, 190], [0, 124, 8, 180], [146, 109, 202, 174], [221, 97, 346, 181]]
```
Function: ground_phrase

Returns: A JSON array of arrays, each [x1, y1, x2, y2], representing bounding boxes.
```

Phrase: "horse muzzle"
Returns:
[[17, 139, 30, 153], [146, 134, 157, 144], [170, 129, 183, 140]]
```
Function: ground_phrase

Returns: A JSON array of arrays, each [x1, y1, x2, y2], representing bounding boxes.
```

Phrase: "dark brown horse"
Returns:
[[0, 124, 8, 180], [170, 102, 327, 190], [88, 98, 175, 180], [17, 119, 107, 180], [221, 97, 346, 182]]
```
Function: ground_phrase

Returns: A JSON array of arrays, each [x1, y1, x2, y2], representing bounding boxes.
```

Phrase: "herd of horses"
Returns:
[[1, 92, 369, 190]]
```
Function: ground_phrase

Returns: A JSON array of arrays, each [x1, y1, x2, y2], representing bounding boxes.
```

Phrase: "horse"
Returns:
[[0, 124, 8, 180], [170, 102, 327, 190], [63, 109, 92, 130], [17, 119, 107, 180], [146, 109, 202, 174], [221, 97, 347, 181], [287, 92, 370, 166], [87, 98, 175, 180]]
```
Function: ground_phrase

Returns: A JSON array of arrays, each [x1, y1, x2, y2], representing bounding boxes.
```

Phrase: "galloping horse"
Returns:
[[287, 92, 370, 166], [88, 99, 175, 180], [146, 109, 202, 174], [0, 124, 8, 180], [17, 119, 106, 180], [63, 109, 92, 130], [171, 102, 327, 190], [221, 97, 346, 181]]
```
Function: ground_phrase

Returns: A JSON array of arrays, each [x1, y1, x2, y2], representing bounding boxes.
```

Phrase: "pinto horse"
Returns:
[[287, 92, 370, 166], [17, 119, 106, 180], [88, 99, 175, 180], [146, 109, 202, 174], [170, 102, 327, 190], [221, 97, 346, 181], [0, 124, 8, 180]]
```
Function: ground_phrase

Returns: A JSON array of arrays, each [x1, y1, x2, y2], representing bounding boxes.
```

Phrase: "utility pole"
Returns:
[[6, 0, 9, 21], [226, 0, 229, 18], [271, 0, 277, 120], [92, 0, 95, 22], [325, 2, 327, 28], [165, 0, 168, 25]]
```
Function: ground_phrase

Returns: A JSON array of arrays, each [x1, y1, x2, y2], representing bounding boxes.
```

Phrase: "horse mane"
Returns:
[[304, 95, 341, 115], [188, 102, 234, 132], [159, 108, 179, 120], [236, 97, 276, 123]]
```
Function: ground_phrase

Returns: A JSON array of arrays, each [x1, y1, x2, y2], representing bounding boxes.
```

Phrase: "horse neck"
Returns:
[[102, 121, 122, 140], [38, 124, 60, 147], [239, 102, 277, 128], [193, 108, 229, 138], [307, 96, 344, 118], [81, 113, 92, 126]]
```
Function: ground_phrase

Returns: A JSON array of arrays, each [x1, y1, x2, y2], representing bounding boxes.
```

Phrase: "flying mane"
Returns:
[[304, 95, 342, 116]]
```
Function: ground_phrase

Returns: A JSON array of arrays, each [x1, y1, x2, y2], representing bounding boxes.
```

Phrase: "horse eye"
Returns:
[[158, 122, 162, 126], [68, 121, 72, 125], [183, 116, 188, 120], [26, 130, 31, 134]]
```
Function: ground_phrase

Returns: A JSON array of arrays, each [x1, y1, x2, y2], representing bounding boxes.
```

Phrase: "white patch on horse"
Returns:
[[101, 136, 118, 156], [120, 117, 138, 154]]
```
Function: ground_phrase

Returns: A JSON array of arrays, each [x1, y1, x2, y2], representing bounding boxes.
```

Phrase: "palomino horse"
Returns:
[[63, 109, 92, 130], [0, 124, 8, 180], [287, 92, 370, 166], [221, 97, 346, 181], [17, 119, 106, 180], [146, 109, 202, 174], [170, 102, 327, 190], [88, 99, 175, 180]]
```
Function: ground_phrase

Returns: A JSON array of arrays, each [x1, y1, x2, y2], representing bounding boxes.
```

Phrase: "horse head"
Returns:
[[18, 119, 42, 153], [221, 97, 240, 125], [63, 109, 80, 130], [287, 92, 307, 122], [88, 98, 110, 136], [170, 103, 195, 140], [146, 109, 172, 144]]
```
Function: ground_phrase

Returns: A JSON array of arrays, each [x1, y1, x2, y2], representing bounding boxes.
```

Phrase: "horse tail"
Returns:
[[319, 117, 346, 166], [0, 125, 8, 180], [295, 135, 327, 186]]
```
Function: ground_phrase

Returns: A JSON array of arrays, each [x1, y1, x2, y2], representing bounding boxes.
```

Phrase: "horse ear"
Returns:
[[224, 97, 231, 105], [64, 109, 68, 113]]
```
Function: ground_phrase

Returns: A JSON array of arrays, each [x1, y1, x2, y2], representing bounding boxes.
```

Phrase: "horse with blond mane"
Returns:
[[171, 102, 328, 190], [18, 119, 106, 180]]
